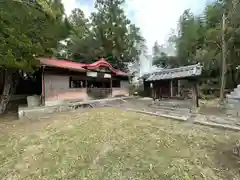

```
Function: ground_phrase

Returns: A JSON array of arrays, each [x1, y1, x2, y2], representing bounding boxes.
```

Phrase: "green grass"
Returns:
[[0, 108, 239, 180]]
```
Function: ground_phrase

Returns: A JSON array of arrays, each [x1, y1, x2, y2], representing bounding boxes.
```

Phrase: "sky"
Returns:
[[61, 0, 210, 52]]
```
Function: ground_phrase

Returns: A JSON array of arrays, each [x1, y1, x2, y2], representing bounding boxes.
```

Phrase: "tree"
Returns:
[[65, 8, 96, 62], [152, 40, 178, 68], [1, 0, 145, 113], [152, 10, 204, 69], [0, 0, 69, 113], [174, 10, 206, 66], [152, 41, 165, 67], [200, 0, 240, 100], [160, 0, 240, 102], [92, 0, 145, 69], [152, 41, 161, 57], [65, 0, 145, 70]]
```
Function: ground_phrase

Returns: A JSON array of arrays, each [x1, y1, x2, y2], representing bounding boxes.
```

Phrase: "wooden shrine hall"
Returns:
[[141, 63, 202, 108]]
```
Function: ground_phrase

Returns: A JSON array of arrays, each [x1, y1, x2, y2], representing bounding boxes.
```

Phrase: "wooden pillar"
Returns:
[[191, 79, 199, 109], [41, 66, 45, 105], [178, 80, 181, 97], [85, 78, 88, 88], [156, 81, 160, 99], [110, 78, 112, 96], [170, 79, 173, 97], [150, 82, 154, 100], [85, 77, 88, 99]]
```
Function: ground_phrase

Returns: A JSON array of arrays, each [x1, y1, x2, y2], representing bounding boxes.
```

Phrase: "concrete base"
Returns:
[[18, 96, 133, 120], [225, 85, 240, 116], [225, 98, 240, 116]]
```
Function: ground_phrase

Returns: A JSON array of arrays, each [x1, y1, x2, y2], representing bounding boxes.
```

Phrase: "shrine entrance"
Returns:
[[142, 63, 202, 109]]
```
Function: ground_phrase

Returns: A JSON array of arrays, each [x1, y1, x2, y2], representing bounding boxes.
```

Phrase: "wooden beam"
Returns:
[[220, 10, 227, 104], [41, 66, 45, 105], [170, 80, 173, 97], [110, 78, 112, 96], [178, 80, 181, 97]]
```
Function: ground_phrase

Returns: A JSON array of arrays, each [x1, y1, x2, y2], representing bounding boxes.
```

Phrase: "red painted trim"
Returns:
[[39, 58, 85, 71], [84, 59, 127, 76], [38, 58, 128, 76]]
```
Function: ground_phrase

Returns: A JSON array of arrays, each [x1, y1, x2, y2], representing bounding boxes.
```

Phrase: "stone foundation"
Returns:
[[18, 96, 133, 120], [225, 85, 240, 116]]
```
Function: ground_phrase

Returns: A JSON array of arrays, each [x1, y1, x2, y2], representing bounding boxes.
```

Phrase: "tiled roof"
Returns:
[[38, 58, 128, 76], [146, 63, 202, 81], [39, 58, 86, 72]]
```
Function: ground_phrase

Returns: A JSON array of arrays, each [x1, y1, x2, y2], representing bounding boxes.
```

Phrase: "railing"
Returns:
[[87, 88, 112, 99]]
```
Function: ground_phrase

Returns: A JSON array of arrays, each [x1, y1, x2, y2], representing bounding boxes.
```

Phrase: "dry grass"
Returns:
[[0, 108, 240, 180]]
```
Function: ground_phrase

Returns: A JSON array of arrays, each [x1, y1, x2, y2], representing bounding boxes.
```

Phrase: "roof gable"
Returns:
[[146, 63, 202, 81], [38, 58, 128, 76]]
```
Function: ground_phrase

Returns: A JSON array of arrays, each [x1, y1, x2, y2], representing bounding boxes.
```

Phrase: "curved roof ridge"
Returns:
[[146, 63, 202, 81], [153, 63, 201, 74], [84, 58, 128, 76]]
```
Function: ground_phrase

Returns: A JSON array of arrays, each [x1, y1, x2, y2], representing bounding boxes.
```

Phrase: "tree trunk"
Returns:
[[191, 81, 199, 109], [0, 70, 16, 114], [220, 12, 227, 104]]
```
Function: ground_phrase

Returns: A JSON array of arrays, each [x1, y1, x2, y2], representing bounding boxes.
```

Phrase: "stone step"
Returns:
[[155, 108, 191, 116], [156, 111, 191, 119], [157, 102, 191, 106], [225, 103, 236, 109], [226, 86, 240, 97], [152, 106, 191, 113], [157, 107, 190, 113], [150, 104, 191, 110], [194, 120, 240, 131], [126, 108, 189, 121], [230, 91, 240, 96], [226, 94, 240, 100], [158, 113, 189, 121], [228, 85, 240, 94], [225, 109, 240, 117], [157, 108, 191, 114], [224, 85, 240, 97]]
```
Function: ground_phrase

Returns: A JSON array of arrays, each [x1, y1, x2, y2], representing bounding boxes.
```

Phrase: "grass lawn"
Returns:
[[0, 108, 240, 180]]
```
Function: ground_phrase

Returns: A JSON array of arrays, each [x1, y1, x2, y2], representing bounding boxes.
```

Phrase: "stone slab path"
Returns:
[[19, 96, 240, 131], [103, 98, 240, 132]]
